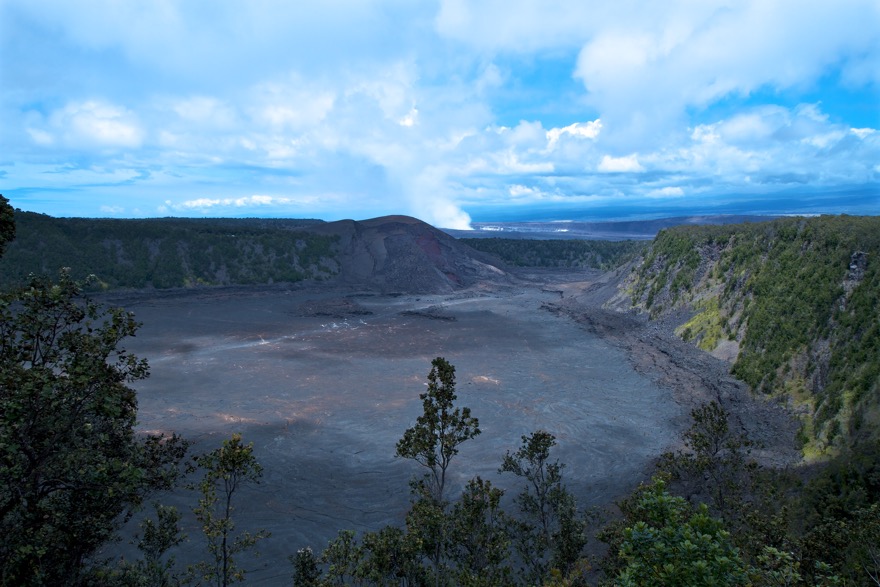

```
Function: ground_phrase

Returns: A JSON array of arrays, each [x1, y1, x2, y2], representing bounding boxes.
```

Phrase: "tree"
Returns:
[[354, 525, 426, 586], [318, 529, 361, 586], [290, 547, 321, 587], [614, 477, 748, 587], [396, 357, 481, 585], [129, 504, 187, 586], [499, 431, 588, 584], [405, 480, 450, 585], [658, 401, 756, 519], [446, 477, 513, 587], [396, 357, 481, 503], [90, 503, 187, 586], [188, 433, 269, 587], [0, 194, 14, 259], [0, 271, 187, 585]]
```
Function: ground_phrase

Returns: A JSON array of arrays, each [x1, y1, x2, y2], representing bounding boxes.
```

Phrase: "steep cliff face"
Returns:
[[617, 216, 880, 453]]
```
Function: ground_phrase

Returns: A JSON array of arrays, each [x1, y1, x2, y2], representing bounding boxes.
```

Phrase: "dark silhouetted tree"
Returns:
[[447, 476, 513, 587], [0, 194, 14, 259], [396, 357, 481, 503], [189, 433, 269, 587], [500, 431, 588, 584], [0, 270, 187, 585], [658, 401, 756, 519], [396, 357, 481, 586]]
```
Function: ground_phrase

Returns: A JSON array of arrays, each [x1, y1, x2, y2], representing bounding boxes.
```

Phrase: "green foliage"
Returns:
[[446, 477, 513, 587], [0, 212, 338, 290], [309, 526, 427, 587], [291, 547, 322, 587], [188, 433, 269, 587], [405, 478, 452, 584], [790, 439, 880, 585], [356, 525, 426, 586], [0, 271, 188, 585], [499, 431, 589, 584], [614, 477, 749, 587], [0, 195, 14, 259], [459, 237, 646, 270], [631, 215, 880, 449], [632, 224, 718, 308], [396, 357, 481, 503], [89, 503, 187, 586], [318, 530, 361, 585], [392, 358, 482, 584], [649, 403, 880, 586], [677, 298, 726, 351], [658, 402, 757, 519]]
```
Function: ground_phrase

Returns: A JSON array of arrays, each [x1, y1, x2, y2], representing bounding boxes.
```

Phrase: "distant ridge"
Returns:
[[0, 212, 509, 294]]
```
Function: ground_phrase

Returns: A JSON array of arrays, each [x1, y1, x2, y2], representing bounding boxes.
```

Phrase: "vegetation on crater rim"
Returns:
[[0, 211, 339, 289], [628, 215, 880, 453], [2, 196, 879, 585], [460, 237, 646, 271]]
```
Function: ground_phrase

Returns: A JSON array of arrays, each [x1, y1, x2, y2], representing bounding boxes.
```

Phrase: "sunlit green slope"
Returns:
[[625, 215, 880, 453]]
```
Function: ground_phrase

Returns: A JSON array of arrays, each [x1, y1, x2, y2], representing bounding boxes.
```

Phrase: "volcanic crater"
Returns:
[[104, 216, 798, 585]]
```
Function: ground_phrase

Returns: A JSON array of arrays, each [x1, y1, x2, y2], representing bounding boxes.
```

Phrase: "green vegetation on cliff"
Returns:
[[0, 212, 339, 289], [629, 215, 880, 452], [460, 237, 646, 270]]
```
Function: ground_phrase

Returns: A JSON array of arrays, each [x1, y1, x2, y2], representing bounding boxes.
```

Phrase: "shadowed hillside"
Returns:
[[460, 237, 646, 270], [0, 212, 338, 288], [615, 215, 880, 453], [0, 212, 509, 294], [310, 215, 509, 293]]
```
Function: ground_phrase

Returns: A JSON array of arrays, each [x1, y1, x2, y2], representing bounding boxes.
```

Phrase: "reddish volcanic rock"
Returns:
[[307, 215, 508, 293]]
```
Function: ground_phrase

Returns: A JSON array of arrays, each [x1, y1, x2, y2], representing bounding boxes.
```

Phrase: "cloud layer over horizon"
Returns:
[[2, 0, 878, 228]]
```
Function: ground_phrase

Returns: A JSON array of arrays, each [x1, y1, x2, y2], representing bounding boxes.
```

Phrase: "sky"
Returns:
[[1, 1, 878, 229]]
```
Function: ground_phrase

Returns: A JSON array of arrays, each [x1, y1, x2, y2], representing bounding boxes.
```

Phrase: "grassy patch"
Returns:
[[676, 297, 725, 352]]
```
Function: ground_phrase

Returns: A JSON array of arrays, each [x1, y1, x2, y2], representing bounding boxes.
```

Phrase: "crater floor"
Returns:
[[112, 278, 688, 584]]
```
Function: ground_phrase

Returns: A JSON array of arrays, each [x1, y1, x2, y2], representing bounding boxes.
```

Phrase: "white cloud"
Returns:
[[171, 195, 311, 211], [435, 0, 605, 51], [29, 101, 144, 149], [571, 1, 879, 148], [598, 154, 644, 173], [250, 81, 336, 131], [398, 107, 418, 127], [508, 184, 538, 198], [647, 186, 684, 198], [170, 96, 237, 127], [3, 1, 878, 222], [498, 151, 555, 174], [546, 120, 602, 148], [66, 101, 143, 147], [27, 128, 54, 146], [850, 128, 875, 139]]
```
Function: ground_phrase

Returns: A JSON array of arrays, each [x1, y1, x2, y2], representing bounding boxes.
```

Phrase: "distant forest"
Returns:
[[0, 212, 340, 289], [460, 237, 646, 270], [0, 212, 650, 292]]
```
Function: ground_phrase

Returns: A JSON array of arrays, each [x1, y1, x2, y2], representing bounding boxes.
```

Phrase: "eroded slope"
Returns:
[[614, 215, 880, 453]]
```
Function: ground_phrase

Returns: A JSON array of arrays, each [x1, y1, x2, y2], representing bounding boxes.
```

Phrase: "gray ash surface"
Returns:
[[102, 268, 798, 585]]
